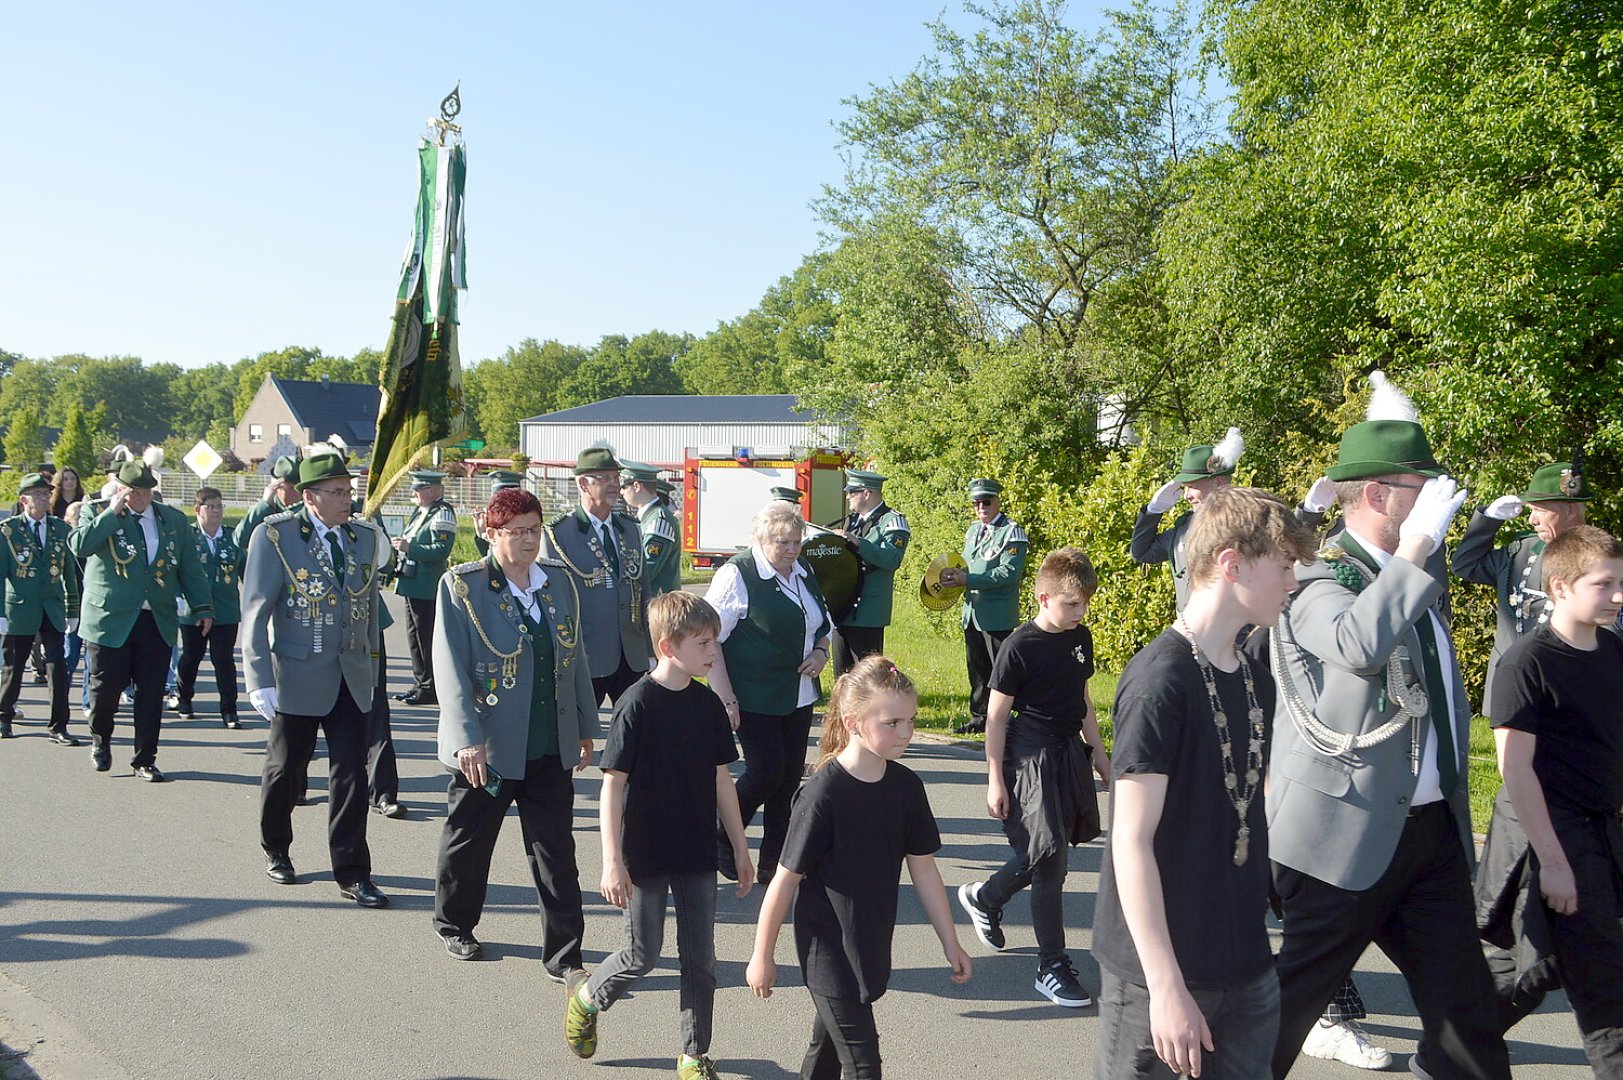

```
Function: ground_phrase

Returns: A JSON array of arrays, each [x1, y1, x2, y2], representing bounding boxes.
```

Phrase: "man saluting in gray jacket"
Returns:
[[1265, 372, 1510, 1080]]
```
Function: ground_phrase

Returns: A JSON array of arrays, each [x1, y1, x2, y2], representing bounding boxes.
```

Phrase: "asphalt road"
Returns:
[[0, 594, 1592, 1079]]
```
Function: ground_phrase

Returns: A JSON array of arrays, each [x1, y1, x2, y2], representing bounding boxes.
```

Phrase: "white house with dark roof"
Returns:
[[230, 375, 380, 464], [517, 394, 847, 470]]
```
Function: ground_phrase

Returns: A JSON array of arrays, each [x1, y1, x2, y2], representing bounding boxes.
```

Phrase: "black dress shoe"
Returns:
[[222, 714, 244, 730], [372, 798, 407, 819], [391, 691, 413, 702], [32, 671, 47, 685], [90, 746, 111, 771], [951, 718, 986, 735], [173, 699, 195, 718], [0, 721, 12, 740], [48, 730, 81, 747], [133, 765, 167, 783], [339, 879, 389, 908], [264, 851, 297, 885]]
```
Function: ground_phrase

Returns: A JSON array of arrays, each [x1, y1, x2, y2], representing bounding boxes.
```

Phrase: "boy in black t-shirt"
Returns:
[[1481, 525, 1623, 1074], [1094, 487, 1315, 1080], [565, 593, 753, 1080], [957, 547, 1109, 1008]]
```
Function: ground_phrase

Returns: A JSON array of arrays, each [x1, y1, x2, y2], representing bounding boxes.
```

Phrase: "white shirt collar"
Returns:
[[201, 526, 223, 541], [506, 562, 551, 606], [1344, 526, 1393, 569]]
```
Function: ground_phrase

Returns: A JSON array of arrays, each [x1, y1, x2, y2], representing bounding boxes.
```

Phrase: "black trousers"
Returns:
[[367, 638, 397, 803], [404, 595, 436, 695], [433, 757, 584, 977], [963, 625, 1013, 726], [175, 621, 239, 716], [800, 992, 881, 1079], [88, 611, 171, 768], [728, 704, 814, 874], [831, 626, 885, 680], [260, 682, 372, 885], [591, 653, 644, 709], [1271, 802, 1511, 1079], [0, 623, 68, 731]]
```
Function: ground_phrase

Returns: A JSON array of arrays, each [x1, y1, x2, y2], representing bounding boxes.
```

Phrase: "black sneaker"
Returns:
[[957, 882, 1005, 950], [440, 932, 482, 961], [951, 718, 985, 735], [1035, 956, 1092, 1008]]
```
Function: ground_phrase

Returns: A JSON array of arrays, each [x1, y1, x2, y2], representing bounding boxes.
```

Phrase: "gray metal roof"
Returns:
[[522, 394, 814, 425], [273, 376, 380, 446]]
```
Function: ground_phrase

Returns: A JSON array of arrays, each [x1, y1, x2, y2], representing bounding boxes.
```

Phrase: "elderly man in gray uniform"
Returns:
[[1266, 373, 1509, 1079], [242, 445, 389, 908], [539, 447, 651, 707]]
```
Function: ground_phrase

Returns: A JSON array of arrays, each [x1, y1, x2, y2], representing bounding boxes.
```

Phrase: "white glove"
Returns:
[[1302, 476, 1339, 514], [0, 617, 7, 636], [1147, 480, 1183, 514], [1484, 494, 1525, 521], [249, 687, 280, 721], [1399, 475, 1469, 555], [66, 618, 79, 635]]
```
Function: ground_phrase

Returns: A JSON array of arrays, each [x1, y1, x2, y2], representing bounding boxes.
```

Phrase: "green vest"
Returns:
[[522, 608, 559, 760], [721, 551, 831, 715]]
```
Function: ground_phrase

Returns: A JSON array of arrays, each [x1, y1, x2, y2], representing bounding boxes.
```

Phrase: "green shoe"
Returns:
[[565, 985, 598, 1059], [677, 1054, 720, 1079]]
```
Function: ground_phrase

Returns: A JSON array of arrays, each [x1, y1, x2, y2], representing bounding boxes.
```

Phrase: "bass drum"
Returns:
[[800, 534, 865, 625]]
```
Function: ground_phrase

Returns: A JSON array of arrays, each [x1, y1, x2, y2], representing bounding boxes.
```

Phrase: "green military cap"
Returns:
[[409, 470, 446, 488], [270, 455, 301, 481], [35, 462, 54, 474], [1522, 461, 1592, 503], [1171, 445, 1237, 483], [1325, 420, 1444, 482], [843, 469, 887, 492], [17, 472, 51, 494], [620, 459, 664, 485], [966, 478, 1003, 500], [488, 470, 525, 491], [113, 461, 159, 489], [574, 446, 622, 475], [297, 448, 354, 491], [769, 486, 804, 504]]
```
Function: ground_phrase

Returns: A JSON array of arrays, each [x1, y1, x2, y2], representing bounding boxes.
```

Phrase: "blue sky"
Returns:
[[6, 2, 1111, 370]]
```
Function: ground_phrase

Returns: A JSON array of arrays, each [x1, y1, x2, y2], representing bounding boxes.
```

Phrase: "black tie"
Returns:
[[1412, 612, 1458, 798], [36, 520, 46, 550], [600, 523, 620, 577]]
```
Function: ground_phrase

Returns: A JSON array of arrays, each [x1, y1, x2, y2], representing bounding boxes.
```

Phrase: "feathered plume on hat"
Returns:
[[1366, 371, 1419, 423], [1209, 427, 1245, 472], [303, 441, 346, 464], [142, 446, 164, 469], [109, 444, 133, 465], [326, 434, 348, 457]]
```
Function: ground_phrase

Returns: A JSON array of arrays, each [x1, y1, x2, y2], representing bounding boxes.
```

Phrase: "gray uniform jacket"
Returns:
[[538, 507, 652, 679], [1268, 535, 1475, 892], [241, 508, 384, 716], [432, 557, 599, 781]]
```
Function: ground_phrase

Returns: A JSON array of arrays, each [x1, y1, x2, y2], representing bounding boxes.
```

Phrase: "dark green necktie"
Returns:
[[599, 523, 620, 577], [1411, 611, 1458, 797], [327, 531, 344, 579]]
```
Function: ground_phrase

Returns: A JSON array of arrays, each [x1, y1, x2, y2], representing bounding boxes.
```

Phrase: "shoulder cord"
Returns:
[[450, 573, 523, 664], [1270, 556, 1428, 757], [265, 523, 369, 604]]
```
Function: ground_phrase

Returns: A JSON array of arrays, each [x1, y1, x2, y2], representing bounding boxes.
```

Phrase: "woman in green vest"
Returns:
[[706, 501, 832, 882]]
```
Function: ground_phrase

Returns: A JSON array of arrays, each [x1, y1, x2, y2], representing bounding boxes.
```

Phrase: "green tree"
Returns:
[[53, 401, 99, 478], [59, 357, 177, 439], [231, 346, 328, 419], [556, 331, 691, 408], [3, 406, 46, 469], [677, 257, 836, 395], [0, 358, 62, 427], [463, 338, 590, 450]]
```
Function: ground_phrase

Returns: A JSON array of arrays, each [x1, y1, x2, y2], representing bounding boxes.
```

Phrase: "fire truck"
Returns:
[[681, 446, 848, 567]]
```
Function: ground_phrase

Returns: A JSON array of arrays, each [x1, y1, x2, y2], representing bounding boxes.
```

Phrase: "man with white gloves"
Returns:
[[1266, 372, 1510, 1079]]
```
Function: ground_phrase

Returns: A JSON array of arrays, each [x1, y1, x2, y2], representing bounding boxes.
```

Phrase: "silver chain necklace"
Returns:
[[1176, 617, 1265, 867]]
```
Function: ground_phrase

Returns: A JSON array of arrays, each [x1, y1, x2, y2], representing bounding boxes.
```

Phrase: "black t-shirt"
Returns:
[[1094, 629, 1276, 989], [780, 759, 941, 1003], [599, 675, 739, 878], [989, 621, 1095, 739], [1492, 626, 1623, 817]]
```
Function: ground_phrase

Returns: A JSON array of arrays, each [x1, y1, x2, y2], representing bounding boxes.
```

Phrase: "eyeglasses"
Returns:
[[493, 526, 541, 539], [1374, 480, 1424, 491], [581, 474, 620, 487], [197, 502, 224, 511], [19, 491, 50, 500], [971, 497, 998, 506], [308, 487, 351, 498]]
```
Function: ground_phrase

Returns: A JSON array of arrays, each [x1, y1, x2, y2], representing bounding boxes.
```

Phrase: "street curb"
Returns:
[[0, 971, 128, 1080]]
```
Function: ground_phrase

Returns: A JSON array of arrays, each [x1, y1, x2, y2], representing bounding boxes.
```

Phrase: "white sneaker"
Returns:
[[1302, 1019, 1394, 1070]]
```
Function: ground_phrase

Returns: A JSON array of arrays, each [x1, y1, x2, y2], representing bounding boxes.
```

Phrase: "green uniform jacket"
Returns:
[[71, 501, 214, 648], [181, 526, 244, 626], [392, 498, 458, 600], [0, 514, 81, 636], [637, 497, 682, 598], [960, 513, 1028, 631], [234, 497, 290, 551], [841, 504, 909, 628]]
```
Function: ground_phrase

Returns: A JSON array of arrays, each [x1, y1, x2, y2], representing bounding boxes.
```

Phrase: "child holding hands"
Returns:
[[747, 656, 971, 1078]]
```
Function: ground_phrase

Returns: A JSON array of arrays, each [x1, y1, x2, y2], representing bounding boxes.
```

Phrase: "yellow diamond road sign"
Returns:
[[183, 440, 223, 479]]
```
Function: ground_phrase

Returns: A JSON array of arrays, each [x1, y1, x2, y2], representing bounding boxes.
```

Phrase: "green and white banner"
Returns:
[[368, 138, 469, 513]]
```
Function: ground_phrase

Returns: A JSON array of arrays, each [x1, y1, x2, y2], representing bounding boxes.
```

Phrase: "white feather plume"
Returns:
[[143, 446, 164, 468], [109, 444, 133, 464], [303, 442, 344, 462], [327, 434, 348, 454], [1366, 370, 1419, 423], [1210, 427, 1245, 471]]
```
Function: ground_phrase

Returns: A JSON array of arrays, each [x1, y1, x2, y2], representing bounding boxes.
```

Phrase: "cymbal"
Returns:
[[919, 553, 966, 612]]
